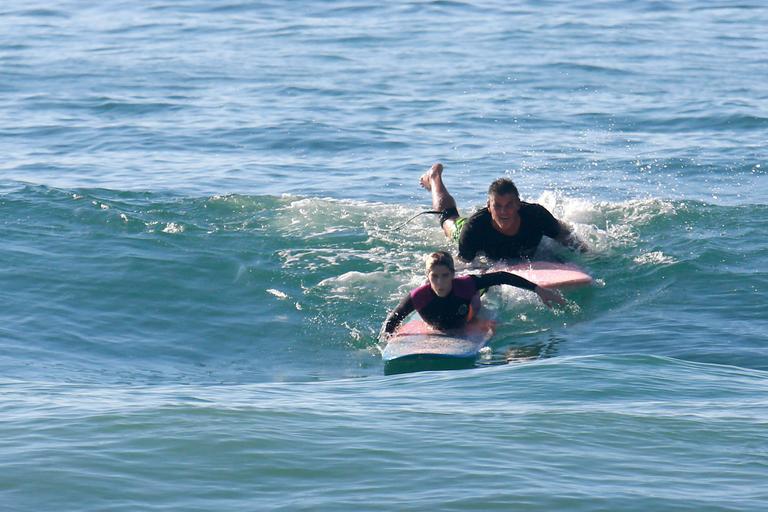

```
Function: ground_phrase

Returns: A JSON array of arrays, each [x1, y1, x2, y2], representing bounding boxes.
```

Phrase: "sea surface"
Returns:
[[2, 1, 767, 510]]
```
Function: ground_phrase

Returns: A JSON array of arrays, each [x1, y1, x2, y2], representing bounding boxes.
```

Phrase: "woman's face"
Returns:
[[427, 264, 454, 297]]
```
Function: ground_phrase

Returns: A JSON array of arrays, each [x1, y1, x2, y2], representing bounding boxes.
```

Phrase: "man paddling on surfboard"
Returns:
[[382, 251, 564, 337], [420, 163, 587, 262]]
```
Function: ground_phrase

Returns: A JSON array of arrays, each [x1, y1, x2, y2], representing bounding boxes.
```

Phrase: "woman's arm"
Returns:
[[381, 294, 416, 336], [475, 272, 565, 307]]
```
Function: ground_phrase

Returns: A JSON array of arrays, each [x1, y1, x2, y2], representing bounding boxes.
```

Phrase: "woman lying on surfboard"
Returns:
[[382, 251, 565, 336]]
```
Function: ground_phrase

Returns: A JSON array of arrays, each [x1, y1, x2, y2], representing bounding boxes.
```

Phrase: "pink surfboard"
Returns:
[[488, 261, 593, 288]]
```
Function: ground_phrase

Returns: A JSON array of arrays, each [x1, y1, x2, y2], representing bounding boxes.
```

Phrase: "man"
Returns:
[[420, 162, 587, 262]]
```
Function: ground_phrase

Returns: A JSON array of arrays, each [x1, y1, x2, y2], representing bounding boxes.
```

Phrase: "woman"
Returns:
[[382, 251, 564, 336]]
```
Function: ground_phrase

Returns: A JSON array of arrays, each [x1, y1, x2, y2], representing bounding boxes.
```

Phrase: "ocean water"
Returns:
[[2, 1, 767, 510]]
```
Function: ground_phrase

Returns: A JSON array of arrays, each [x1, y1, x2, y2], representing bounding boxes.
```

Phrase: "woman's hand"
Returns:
[[534, 285, 565, 308]]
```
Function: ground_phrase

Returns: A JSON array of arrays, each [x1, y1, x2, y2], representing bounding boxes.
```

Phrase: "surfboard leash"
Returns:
[[386, 210, 443, 231]]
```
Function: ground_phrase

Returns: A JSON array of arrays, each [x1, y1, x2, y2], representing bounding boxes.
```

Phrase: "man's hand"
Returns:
[[557, 221, 588, 253]]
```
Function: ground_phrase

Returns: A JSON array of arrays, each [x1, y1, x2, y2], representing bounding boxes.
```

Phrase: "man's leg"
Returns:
[[419, 162, 460, 239]]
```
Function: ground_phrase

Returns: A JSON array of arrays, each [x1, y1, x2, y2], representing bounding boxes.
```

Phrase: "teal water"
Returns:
[[2, 1, 767, 510], [5, 357, 767, 511]]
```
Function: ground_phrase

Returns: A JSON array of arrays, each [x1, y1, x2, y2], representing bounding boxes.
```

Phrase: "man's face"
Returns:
[[488, 192, 521, 232]]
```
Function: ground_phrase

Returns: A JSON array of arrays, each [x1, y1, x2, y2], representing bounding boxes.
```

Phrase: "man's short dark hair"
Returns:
[[488, 178, 519, 198]]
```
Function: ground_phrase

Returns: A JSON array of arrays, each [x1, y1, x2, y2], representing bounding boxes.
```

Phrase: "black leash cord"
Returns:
[[386, 210, 442, 231]]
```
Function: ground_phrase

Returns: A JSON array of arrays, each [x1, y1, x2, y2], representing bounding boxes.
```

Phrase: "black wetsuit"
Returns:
[[457, 202, 561, 262], [383, 272, 537, 334]]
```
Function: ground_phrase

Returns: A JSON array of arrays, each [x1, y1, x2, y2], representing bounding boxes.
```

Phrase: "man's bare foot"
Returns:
[[419, 162, 444, 191]]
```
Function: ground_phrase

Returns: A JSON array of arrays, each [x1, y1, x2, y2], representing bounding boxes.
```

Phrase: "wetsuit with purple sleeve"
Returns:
[[383, 272, 537, 334]]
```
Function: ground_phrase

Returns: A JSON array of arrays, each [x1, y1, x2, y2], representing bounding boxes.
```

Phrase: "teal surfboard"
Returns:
[[382, 317, 496, 375]]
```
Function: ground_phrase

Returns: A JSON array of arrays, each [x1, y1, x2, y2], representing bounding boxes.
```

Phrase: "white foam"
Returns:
[[266, 288, 289, 300], [276, 195, 681, 308], [634, 251, 677, 265], [162, 222, 184, 234], [317, 270, 389, 288], [534, 194, 680, 256]]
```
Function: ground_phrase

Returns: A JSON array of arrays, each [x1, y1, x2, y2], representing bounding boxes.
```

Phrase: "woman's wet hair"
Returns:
[[488, 177, 519, 198], [424, 251, 455, 273]]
